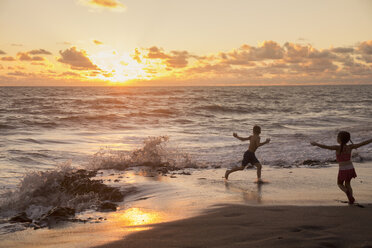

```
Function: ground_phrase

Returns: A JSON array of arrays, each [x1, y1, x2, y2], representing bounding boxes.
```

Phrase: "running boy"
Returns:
[[225, 125, 270, 182]]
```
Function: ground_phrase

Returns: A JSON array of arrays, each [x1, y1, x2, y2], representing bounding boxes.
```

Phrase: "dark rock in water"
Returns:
[[44, 207, 75, 218], [9, 212, 32, 223], [178, 171, 191, 175], [98, 202, 117, 212], [156, 167, 169, 174], [29, 223, 41, 230], [36, 207, 76, 228], [303, 160, 321, 166], [60, 170, 124, 202], [325, 158, 337, 163]]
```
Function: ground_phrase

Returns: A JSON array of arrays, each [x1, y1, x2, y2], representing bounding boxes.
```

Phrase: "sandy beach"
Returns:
[[96, 204, 372, 248], [2, 162, 372, 248]]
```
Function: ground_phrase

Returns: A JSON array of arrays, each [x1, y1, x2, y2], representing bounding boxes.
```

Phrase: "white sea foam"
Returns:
[[88, 136, 198, 170]]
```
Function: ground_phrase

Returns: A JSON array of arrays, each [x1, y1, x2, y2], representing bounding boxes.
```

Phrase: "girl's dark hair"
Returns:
[[337, 131, 351, 155]]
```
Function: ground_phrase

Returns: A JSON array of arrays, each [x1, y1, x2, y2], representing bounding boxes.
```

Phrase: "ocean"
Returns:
[[0, 85, 372, 235]]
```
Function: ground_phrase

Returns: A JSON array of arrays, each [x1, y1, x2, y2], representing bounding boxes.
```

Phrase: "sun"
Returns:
[[89, 50, 151, 84]]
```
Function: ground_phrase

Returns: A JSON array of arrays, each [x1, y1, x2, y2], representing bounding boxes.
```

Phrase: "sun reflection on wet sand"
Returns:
[[110, 208, 164, 231]]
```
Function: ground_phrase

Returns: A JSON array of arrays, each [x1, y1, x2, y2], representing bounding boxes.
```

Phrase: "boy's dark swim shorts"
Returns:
[[242, 150, 260, 166]]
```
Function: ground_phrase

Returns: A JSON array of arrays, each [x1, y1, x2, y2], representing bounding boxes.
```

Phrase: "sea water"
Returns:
[[0, 85, 371, 232]]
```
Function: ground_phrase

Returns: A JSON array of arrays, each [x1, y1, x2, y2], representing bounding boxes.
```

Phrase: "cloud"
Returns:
[[357, 40, 372, 63], [283, 42, 311, 63], [130, 40, 371, 85], [131, 48, 141, 63], [79, 0, 126, 12], [58, 47, 99, 70], [220, 41, 284, 65], [358, 40, 372, 54], [61, 71, 81, 77], [143, 46, 191, 68], [7, 71, 29, 77], [1, 56, 16, 61], [57, 41, 72, 45], [28, 49, 52, 55], [0, 50, 6, 55], [331, 47, 354, 53], [2, 39, 371, 86], [11, 43, 23, 47], [31, 62, 46, 66], [17, 52, 45, 61], [93, 40, 103, 45]]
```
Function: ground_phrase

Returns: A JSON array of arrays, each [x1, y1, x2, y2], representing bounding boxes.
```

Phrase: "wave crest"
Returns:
[[88, 136, 198, 170]]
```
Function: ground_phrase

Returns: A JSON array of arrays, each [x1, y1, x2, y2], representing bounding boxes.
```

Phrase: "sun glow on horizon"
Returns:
[[89, 51, 151, 84]]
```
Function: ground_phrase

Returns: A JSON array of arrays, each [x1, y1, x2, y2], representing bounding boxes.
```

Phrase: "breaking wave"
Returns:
[[0, 162, 129, 228], [88, 136, 198, 170]]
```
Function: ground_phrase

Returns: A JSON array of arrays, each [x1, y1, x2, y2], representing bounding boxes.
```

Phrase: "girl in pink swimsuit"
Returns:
[[311, 132, 372, 204]]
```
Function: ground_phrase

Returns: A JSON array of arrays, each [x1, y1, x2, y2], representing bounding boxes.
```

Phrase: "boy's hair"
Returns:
[[337, 131, 350, 155], [253, 125, 261, 134]]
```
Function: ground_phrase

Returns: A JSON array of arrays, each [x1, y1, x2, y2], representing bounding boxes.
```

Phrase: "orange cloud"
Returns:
[[1, 39, 372, 86], [0, 50, 5, 55], [29, 49, 52, 55], [17, 52, 45, 61], [31, 62, 46, 66], [79, 0, 126, 11], [7, 71, 30, 77], [1, 56, 16, 61], [131, 48, 141, 63], [58, 47, 99, 70], [143, 46, 191, 68], [93, 40, 103, 45], [61, 71, 81, 77]]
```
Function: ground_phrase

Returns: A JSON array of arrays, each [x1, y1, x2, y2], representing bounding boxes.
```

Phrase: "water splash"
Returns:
[[88, 136, 198, 170], [0, 161, 125, 221]]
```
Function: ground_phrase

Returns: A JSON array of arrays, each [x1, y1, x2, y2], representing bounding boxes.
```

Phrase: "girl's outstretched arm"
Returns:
[[310, 142, 338, 150], [351, 138, 372, 149]]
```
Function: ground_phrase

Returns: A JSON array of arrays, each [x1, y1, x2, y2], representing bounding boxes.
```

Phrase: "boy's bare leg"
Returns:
[[254, 163, 262, 180], [225, 165, 245, 180]]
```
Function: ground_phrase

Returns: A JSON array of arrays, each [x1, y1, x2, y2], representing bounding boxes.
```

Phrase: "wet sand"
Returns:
[[96, 204, 372, 248], [2, 162, 372, 248]]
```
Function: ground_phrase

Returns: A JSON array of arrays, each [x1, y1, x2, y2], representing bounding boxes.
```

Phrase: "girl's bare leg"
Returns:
[[337, 182, 348, 193], [345, 181, 355, 204]]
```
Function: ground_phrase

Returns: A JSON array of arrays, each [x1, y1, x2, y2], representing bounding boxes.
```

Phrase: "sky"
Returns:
[[0, 0, 372, 86]]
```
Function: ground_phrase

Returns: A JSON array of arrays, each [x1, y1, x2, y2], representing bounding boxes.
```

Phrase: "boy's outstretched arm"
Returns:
[[310, 142, 338, 150], [233, 132, 251, 141], [351, 138, 372, 149], [258, 138, 270, 147]]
